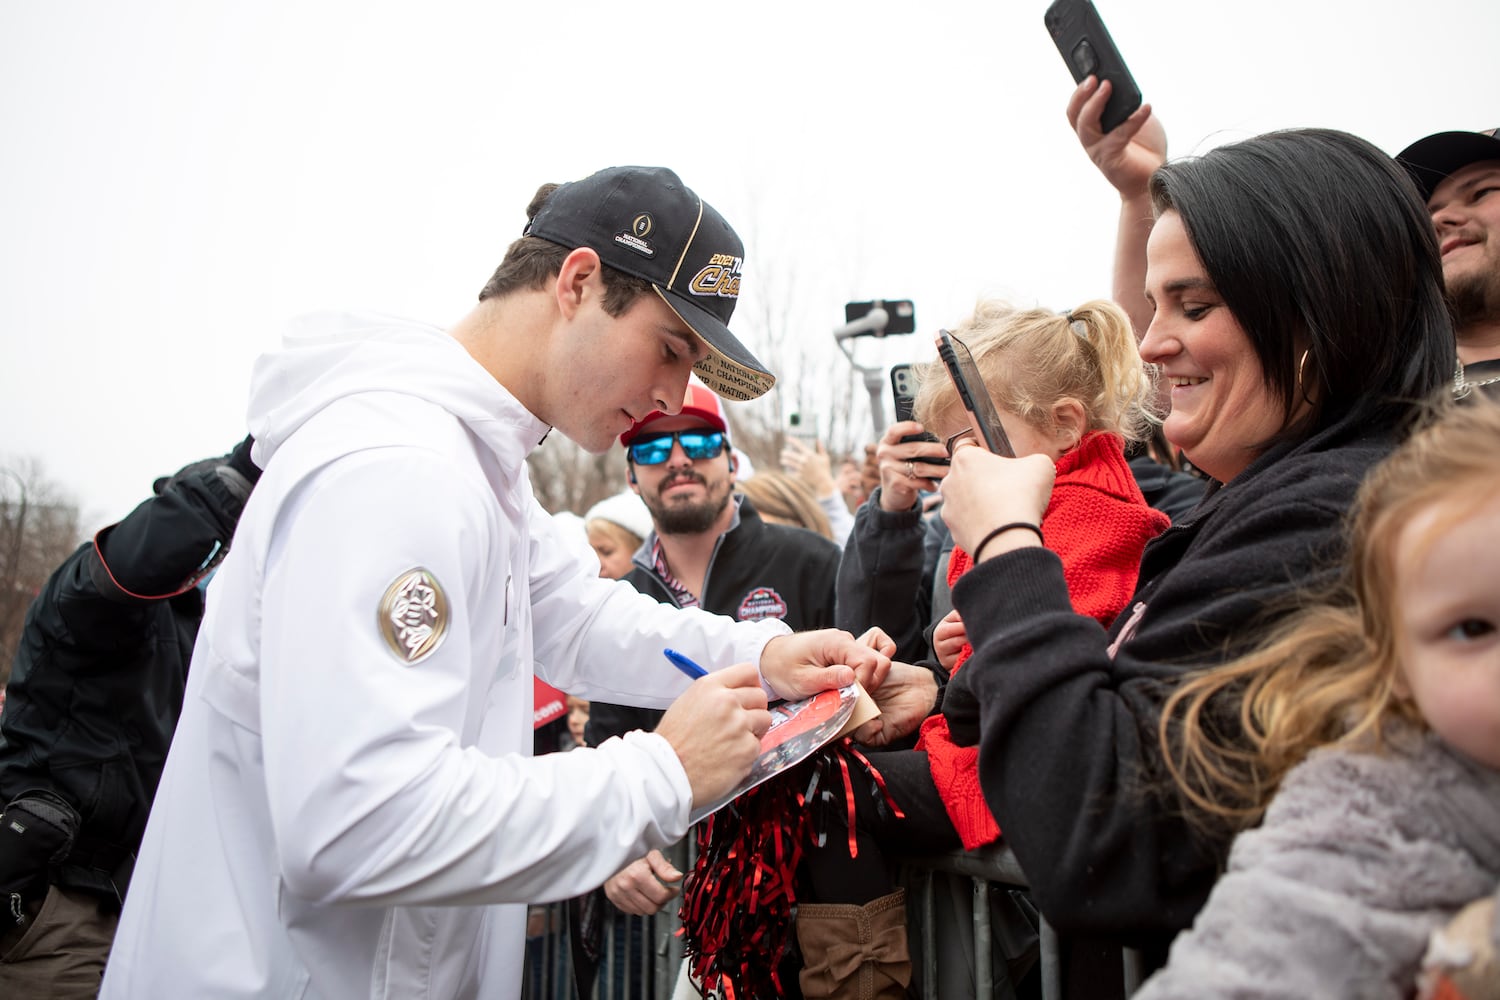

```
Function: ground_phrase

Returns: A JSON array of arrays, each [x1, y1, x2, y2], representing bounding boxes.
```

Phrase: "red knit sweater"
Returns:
[[916, 432, 1169, 849]]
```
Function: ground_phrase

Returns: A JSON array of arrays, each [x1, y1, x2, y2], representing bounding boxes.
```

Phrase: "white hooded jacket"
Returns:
[[101, 312, 786, 999]]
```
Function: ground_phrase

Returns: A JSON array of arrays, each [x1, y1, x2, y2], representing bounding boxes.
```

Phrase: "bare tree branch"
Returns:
[[0, 457, 83, 685]]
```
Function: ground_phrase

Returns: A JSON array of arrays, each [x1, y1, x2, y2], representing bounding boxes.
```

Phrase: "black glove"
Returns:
[[224, 434, 261, 487], [0, 790, 81, 901]]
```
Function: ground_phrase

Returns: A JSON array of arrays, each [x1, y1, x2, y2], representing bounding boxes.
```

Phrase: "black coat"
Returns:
[[944, 414, 1404, 954], [833, 490, 934, 666], [0, 465, 247, 900], [836, 461, 1207, 669]]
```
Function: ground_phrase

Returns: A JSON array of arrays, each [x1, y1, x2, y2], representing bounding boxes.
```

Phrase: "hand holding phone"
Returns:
[[934, 330, 1014, 458], [1044, 0, 1141, 134], [786, 412, 820, 445], [889, 363, 922, 426], [889, 364, 949, 465]]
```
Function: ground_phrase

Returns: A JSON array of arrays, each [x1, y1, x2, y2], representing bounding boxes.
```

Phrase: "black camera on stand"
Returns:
[[833, 299, 916, 437]]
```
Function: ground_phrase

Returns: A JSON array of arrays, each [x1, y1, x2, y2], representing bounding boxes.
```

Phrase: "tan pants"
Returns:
[[0, 886, 117, 999]]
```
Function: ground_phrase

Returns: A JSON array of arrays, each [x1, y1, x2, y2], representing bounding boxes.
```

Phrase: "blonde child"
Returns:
[[907, 300, 1172, 856], [1137, 396, 1500, 998]]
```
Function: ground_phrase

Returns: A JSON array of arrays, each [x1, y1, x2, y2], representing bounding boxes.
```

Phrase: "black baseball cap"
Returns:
[[523, 166, 775, 401], [1397, 127, 1500, 202]]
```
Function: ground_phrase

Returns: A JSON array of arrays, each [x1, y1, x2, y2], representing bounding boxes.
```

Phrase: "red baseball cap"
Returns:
[[620, 380, 728, 446]]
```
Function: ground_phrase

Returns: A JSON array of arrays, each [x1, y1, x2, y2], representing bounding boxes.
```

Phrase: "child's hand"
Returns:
[[855, 626, 897, 660], [932, 610, 968, 672], [1418, 893, 1499, 1000]]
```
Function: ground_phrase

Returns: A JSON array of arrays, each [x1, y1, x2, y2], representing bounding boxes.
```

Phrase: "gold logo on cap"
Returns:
[[377, 567, 450, 665], [632, 214, 654, 238], [689, 253, 743, 299]]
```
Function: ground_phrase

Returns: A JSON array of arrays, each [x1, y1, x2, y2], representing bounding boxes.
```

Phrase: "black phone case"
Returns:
[[1044, 0, 1142, 133], [890, 365, 944, 458], [890, 364, 922, 425], [935, 335, 1016, 458]]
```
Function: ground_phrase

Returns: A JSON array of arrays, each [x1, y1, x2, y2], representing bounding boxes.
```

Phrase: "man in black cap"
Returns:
[[100, 166, 890, 1000], [1398, 128, 1500, 398]]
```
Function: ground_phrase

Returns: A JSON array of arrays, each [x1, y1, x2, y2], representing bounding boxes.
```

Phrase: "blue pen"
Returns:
[[663, 648, 708, 680]]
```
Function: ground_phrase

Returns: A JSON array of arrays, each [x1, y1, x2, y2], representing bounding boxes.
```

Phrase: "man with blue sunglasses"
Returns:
[[578, 383, 843, 964], [102, 166, 893, 1000]]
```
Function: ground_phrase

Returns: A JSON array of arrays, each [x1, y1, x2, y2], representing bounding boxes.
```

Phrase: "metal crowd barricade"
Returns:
[[525, 839, 1142, 999], [901, 844, 1145, 1000], [524, 839, 692, 1000], [901, 844, 1050, 1000]]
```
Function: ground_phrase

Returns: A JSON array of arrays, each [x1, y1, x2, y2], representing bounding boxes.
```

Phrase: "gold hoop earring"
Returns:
[[1296, 349, 1314, 403]]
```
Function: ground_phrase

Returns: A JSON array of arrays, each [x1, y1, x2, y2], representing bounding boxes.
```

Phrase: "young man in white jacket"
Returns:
[[99, 166, 894, 1000]]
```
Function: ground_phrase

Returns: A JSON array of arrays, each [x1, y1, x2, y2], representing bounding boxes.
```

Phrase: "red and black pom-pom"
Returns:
[[677, 740, 903, 999]]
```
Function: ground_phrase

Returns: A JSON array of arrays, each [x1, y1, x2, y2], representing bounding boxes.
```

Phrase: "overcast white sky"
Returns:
[[2, 0, 1496, 533]]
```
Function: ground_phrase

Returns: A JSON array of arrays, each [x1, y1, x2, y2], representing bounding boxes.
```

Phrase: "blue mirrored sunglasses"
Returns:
[[627, 430, 727, 466]]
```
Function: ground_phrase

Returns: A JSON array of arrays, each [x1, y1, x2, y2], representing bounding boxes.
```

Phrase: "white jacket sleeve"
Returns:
[[522, 498, 788, 704], [257, 451, 695, 908]]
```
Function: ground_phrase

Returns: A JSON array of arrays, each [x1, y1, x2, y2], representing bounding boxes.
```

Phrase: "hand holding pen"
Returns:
[[653, 656, 771, 809]]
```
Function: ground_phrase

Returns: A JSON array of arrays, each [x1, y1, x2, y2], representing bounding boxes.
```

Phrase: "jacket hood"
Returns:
[[246, 311, 550, 469]]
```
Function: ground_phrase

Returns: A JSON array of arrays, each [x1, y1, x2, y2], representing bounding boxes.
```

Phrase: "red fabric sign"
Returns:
[[533, 678, 567, 730]]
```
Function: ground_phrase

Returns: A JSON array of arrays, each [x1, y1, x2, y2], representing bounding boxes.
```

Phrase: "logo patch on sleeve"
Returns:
[[737, 586, 789, 621], [378, 567, 450, 664]]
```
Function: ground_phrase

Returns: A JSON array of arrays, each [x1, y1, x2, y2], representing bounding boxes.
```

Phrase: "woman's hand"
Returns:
[[940, 443, 1056, 561], [1066, 76, 1165, 202], [876, 421, 949, 512]]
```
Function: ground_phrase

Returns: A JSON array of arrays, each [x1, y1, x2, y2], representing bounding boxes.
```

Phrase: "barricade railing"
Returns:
[[901, 844, 1145, 1000], [525, 840, 1142, 999], [524, 839, 690, 1000]]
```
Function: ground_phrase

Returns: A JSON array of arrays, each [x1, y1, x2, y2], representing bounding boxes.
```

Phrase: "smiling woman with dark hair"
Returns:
[[1148, 127, 1454, 450], [922, 127, 1455, 975]]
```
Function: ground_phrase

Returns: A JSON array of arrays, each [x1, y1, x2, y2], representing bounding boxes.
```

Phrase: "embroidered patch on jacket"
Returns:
[[736, 586, 788, 621], [377, 567, 450, 664]]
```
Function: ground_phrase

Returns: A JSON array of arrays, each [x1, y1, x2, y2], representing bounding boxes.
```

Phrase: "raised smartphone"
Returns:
[[847, 299, 917, 338], [786, 411, 820, 444], [934, 330, 1015, 458], [1044, 0, 1142, 133], [889, 363, 949, 464]]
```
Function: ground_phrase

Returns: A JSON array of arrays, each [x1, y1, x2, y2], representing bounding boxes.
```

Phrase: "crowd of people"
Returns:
[[0, 69, 1497, 1000]]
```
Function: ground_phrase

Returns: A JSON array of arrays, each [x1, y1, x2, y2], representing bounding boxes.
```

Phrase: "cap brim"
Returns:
[[1397, 130, 1500, 201], [652, 287, 775, 401]]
